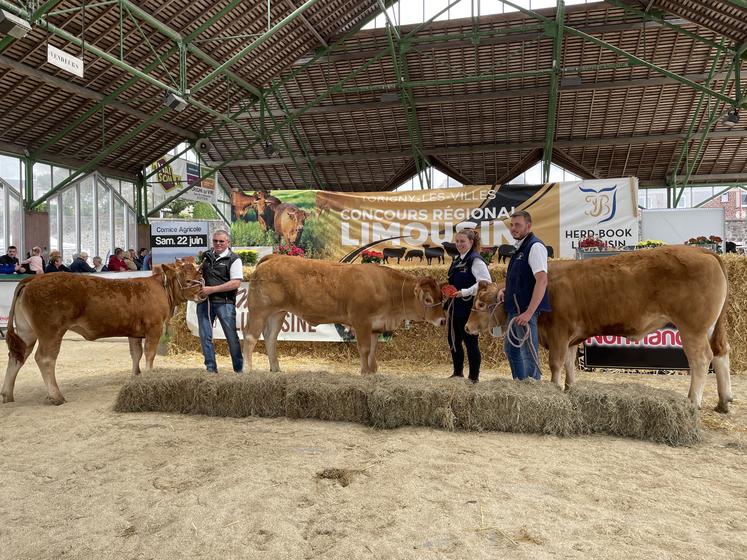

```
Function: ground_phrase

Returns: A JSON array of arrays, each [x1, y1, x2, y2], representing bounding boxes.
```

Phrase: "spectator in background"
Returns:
[[20, 246, 44, 275], [45, 255, 68, 273], [108, 248, 129, 272], [47, 250, 71, 272], [124, 249, 138, 271], [93, 256, 107, 272], [70, 251, 96, 273], [0, 246, 22, 273], [141, 249, 152, 271]]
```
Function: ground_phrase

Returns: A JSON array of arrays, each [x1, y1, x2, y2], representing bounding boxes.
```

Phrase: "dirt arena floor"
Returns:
[[0, 337, 745, 560]]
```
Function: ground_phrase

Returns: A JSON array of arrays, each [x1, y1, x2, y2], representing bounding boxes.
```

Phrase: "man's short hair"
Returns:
[[510, 210, 532, 223], [7, 246, 16, 252], [213, 229, 231, 240]]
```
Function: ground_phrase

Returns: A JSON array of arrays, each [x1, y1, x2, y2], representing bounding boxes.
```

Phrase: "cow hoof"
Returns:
[[45, 396, 66, 406], [2, 394, 13, 403], [714, 402, 730, 414]]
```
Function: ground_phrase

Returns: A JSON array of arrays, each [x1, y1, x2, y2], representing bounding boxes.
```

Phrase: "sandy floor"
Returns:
[[0, 338, 745, 560]]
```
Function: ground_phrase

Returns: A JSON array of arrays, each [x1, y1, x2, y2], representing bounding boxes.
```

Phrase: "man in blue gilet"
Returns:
[[498, 210, 550, 380]]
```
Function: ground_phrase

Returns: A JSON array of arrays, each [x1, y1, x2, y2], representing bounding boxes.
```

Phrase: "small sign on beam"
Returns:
[[46, 44, 84, 78]]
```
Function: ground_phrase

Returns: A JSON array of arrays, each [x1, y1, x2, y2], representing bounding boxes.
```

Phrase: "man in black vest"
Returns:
[[498, 210, 550, 380], [198, 229, 244, 374]]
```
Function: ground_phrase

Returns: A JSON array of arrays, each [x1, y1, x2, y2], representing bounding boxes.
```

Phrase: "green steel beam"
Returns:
[[497, 0, 745, 108], [0, 1, 182, 95], [192, 0, 321, 95], [48, 1, 119, 16], [695, 186, 737, 208], [542, 0, 564, 183], [211, 203, 230, 225], [669, 38, 727, 192], [260, 95, 314, 189], [380, 0, 432, 188], [339, 69, 553, 94], [674, 62, 738, 205], [28, 0, 257, 157], [604, 0, 735, 55], [145, 142, 193, 180], [270, 89, 326, 189], [0, 0, 64, 54], [724, 1, 747, 11], [32, 108, 170, 209]]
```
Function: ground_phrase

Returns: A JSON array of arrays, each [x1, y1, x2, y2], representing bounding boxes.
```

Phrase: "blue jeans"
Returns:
[[504, 311, 541, 380], [197, 301, 243, 373]]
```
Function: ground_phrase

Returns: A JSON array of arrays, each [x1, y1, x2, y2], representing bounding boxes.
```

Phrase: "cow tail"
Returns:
[[6, 280, 28, 364], [709, 255, 729, 357]]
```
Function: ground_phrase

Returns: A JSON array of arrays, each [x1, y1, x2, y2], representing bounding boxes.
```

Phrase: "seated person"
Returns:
[[70, 251, 96, 273], [0, 245, 21, 274], [92, 256, 108, 272], [141, 249, 152, 271], [107, 248, 129, 272], [45, 255, 69, 273], [20, 246, 45, 275]]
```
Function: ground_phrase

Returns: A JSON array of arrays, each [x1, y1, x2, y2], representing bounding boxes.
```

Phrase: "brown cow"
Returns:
[[1, 260, 204, 405], [255, 191, 282, 231], [231, 188, 258, 220], [273, 203, 308, 245], [465, 246, 732, 412], [243, 255, 447, 374]]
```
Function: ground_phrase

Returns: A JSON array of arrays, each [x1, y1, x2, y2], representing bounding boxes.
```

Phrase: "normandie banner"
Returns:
[[230, 178, 639, 260]]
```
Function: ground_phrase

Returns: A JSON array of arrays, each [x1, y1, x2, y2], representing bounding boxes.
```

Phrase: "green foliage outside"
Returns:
[[191, 202, 218, 219], [230, 220, 278, 246]]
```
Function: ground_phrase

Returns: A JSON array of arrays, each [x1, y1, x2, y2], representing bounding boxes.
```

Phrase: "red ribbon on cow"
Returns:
[[441, 284, 459, 299]]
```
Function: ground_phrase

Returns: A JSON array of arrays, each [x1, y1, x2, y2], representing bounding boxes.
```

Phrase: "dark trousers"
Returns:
[[447, 313, 481, 380]]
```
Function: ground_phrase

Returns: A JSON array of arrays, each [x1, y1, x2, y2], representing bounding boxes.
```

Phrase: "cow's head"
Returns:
[[284, 206, 309, 244], [465, 281, 507, 335], [415, 277, 447, 326], [157, 257, 204, 305], [231, 189, 258, 218]]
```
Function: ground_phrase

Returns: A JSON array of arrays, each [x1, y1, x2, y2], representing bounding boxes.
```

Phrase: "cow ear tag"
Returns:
[[490, 325, 503, 338]]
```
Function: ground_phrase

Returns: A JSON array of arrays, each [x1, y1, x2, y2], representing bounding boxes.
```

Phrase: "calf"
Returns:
[[273, 203, 308, 245], [465, 246, 732, 412], [2, 260, 204, 404], [243, 255, 447, 374]]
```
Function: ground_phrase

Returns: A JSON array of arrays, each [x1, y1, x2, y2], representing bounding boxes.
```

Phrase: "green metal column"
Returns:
[[23, 156, 34, 209], [542, 0, 564, 183]]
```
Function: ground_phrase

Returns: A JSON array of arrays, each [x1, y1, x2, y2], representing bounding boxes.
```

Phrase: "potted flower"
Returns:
[[275, 243, 306, 257], [361, 249, 384, 264], [578, 236, 608, 251], [685, 235, 723, 253], [636, 239, 666, 249]]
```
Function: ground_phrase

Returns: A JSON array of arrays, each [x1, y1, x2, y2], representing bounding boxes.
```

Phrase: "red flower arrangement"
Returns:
[[275, 243, 305, 257], [361, 250, 384, 264], [578, 236, 608, 250], [687, 235, 722, 245]]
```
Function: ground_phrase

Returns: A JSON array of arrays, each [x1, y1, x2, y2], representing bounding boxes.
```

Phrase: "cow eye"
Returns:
[[424, 296, 433, 304], [475, 301, 485, 310]]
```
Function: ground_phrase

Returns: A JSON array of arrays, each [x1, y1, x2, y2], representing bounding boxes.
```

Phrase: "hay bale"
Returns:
[[367, 376, 467, 430], [115, 372, 701, 445], [285, 372, 372, 424], [467, 379, 581, 436], [567, 381, 701, 446]]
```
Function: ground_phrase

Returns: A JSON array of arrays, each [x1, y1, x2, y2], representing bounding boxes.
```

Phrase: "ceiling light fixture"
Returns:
[[0, 9, 31, 39], [722, 107, 740, 128], [163, 92, 188, 112]]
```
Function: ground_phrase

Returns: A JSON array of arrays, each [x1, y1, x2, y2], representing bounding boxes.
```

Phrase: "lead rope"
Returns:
[[504, 294, 543, 377], [446, 291, 473, 352]]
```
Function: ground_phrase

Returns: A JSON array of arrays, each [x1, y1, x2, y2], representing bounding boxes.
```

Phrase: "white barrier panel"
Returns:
[[186, 282, 346, 342]]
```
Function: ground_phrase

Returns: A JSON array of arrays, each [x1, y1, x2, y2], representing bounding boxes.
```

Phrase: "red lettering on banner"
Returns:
[[586, 327, 684, 349]]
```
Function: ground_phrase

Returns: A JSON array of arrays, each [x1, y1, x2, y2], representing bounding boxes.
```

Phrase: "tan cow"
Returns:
[[465, 246, 732, 412], [243, 255, 447, 374], [231, 189, 258, 220], [273, 203, 308, 245], [1, 260, 204, 405]]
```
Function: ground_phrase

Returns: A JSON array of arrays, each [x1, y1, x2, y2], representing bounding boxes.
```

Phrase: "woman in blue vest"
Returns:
[[446, 227, 492, 383], [498, 210, 550, 380]]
